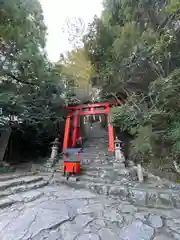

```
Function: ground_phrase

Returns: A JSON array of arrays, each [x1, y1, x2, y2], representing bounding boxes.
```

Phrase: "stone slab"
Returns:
[[0, 175, 43, 190], [0, 197, 16, 209], [118, 220, 154, 240], [153, 235, 174, 240], [0, 172, 36, 182], [8, 190, 44, 203], [148, 214, 163, 228], [8, 180, 48, 195], [0, 181, 48, 209]]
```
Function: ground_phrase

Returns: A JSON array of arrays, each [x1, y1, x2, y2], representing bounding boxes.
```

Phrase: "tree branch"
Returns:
[[158, 9, 180, 31], [1, 70, 40, 86]]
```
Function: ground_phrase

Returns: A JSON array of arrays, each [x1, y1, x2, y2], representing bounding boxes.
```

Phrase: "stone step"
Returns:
[[54, 172, 167, 189], [56, 162, 167, 186], [81, 157, 109, 161], [55, 159, 111, 167], [73, 175, 139, 187], [81, 152, 108, 155], [59, 152, 108, 159], [0, 172, 36, 182], [74, 175, 114, 184], [81, 157, 105, 161], [54, 177, 180, 209], [54, 164, 113, 174], [57, 161, 170, 184], [0, 197, 17, 209], [85, 146, 108, 149], [0, 179, 48, 199], [82, 164, 114, 171], [0, 175, 44, 191], [55, 163, 114, 173], [81, 153, 106, 157], [86, 174, 171, 189], [81, 170, 105, 177], [83, 148, 107, 151], [0, 189, 45, 209], [81, 153, 108, 157], [82, 166, 172, 188]]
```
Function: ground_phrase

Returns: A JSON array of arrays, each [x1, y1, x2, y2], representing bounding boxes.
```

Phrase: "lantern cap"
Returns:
[[51, 138, 60, 145], [114, 136, 121, 144]]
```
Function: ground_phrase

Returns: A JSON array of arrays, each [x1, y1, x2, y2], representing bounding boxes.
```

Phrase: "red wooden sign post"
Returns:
[[62, 100, 119, 152]]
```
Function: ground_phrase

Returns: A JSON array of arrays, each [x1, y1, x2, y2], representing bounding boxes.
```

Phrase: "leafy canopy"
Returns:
[[84, 0, 180, 166]]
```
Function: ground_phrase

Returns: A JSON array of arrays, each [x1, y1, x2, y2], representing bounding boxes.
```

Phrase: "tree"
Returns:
[[60, 16, 96, 103], [0, 0, 65, 123], [84, 0, 180, 171], [84, 0, 180, 96], [57, 48, 94, 103], [0, 0, 46, 84], [0, 0, 66, 157]]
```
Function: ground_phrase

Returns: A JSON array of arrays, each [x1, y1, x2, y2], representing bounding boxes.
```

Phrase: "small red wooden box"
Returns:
[[64, 161, 80, 174], [63, 148, 82, 175]]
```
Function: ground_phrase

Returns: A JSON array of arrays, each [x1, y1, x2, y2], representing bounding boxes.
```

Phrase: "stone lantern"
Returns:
[[113, 137, 128, 174], [45, 138, 60, 169], [114, 137, 125, 162], [50, 138, 60, 161]]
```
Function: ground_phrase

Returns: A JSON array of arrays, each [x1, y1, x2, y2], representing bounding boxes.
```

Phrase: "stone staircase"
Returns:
[[0, 172, 48, 209], [54, 122, 180, 210]]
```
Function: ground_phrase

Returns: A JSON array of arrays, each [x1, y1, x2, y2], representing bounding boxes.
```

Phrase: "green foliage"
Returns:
[[165, 119, 180, 158], [130, 126, 154, 162], [84, 0, 180, 169], [57, 48, 94, 103], [0, 0, 66, 124], [0, 0, 68, 158], [111, 104, 141, 135]]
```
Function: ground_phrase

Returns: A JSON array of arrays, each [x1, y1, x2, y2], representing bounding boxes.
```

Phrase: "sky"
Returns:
[[40, 0, 103, 62]]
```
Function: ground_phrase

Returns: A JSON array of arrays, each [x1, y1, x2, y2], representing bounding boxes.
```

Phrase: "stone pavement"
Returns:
[[0, 183, 180, 240], [55, 123, 180, 209], [0, 122, 180, 240]]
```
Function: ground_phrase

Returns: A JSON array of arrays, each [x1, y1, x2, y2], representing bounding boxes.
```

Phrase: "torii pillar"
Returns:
[[72, 111, 81, 147], [62, 116, 71, 151], [107, 106, 115, 152]]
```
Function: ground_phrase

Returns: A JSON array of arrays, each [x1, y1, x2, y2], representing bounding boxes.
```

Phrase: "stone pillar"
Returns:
[[137, 163, 144, 182], [128, 160, 144, 182]]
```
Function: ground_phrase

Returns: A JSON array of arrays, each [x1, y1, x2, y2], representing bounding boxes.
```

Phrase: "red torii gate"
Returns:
[[62, 100, 119, 152]]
